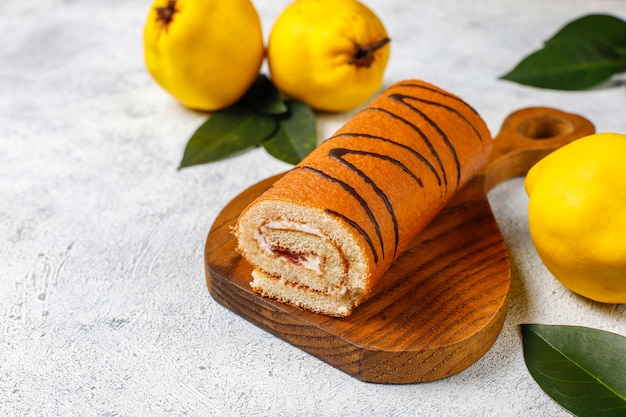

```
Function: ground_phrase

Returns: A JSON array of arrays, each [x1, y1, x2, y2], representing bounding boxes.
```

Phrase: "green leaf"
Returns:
[[500, 37, 626, 90], [178, 103, 277, 168], [263, 100, 317, 165], [240, 74, 288, 115], [546, 14, 626, 56], [521, 324, 626, 417]]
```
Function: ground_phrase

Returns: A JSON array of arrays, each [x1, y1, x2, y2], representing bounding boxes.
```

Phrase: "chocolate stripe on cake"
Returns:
[[389, 93, 462, 189], [362, 107, 448, 187], [397, 80, 484, 119], [325, 209, 379, 264], [328, 133, 441, 186], [392, 86, 486, 143], [301, 165, 383, 262], [329, 147, 423, 257]]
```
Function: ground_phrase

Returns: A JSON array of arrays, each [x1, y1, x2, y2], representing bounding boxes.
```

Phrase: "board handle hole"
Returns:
[[517, 116, 574, 139]]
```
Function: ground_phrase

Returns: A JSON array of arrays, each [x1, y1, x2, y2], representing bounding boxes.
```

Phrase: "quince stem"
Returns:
[[155, 0, 178, 31], [350, 37, 390, 68]]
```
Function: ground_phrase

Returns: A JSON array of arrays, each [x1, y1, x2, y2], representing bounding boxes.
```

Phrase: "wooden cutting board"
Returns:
[[204, 107, 594, 384]]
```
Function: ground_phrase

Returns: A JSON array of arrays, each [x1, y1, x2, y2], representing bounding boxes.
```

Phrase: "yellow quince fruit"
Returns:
[[143, 0, 264, 111], [267, 0, 390, 112], [525, 132, 626, 304]]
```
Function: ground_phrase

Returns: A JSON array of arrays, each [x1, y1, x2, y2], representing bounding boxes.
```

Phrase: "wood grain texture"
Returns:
[[205, 107, 594, 384]]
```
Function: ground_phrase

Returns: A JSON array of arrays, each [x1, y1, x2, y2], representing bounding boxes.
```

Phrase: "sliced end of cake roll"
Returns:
[[233, 198, 372, 317]]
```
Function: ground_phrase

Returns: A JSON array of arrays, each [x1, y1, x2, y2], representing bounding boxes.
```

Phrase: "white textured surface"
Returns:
[[1, 0, 625, 416]]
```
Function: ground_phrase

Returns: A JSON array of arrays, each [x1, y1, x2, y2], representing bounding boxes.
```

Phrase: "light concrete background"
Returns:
[[1, 0, 625, 416]]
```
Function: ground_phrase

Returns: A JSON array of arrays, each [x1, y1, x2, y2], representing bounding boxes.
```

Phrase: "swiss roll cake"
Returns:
[[233, 80, 493, 317]]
